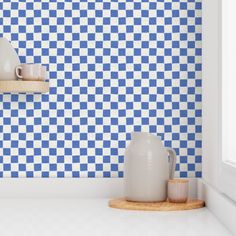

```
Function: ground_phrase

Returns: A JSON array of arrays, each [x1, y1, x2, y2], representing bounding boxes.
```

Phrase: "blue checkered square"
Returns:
[[0, 0, 202, 178]]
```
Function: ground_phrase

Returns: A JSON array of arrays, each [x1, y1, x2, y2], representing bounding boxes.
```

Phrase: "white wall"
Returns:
[[0, 178, 198, 199]]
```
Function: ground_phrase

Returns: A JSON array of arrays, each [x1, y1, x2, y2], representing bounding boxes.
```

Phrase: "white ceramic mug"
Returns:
[[16, 64, 47, 81]]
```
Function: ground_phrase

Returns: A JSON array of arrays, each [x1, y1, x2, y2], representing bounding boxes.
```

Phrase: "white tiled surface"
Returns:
[[0, 199, 231, 236]]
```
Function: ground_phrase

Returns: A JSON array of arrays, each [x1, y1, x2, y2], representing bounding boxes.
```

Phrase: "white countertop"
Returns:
[[0, 198, 232, 236]]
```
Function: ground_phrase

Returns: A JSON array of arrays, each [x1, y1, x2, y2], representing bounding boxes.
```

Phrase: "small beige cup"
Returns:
[[16, 64, 47, 81], [168, 179, 189, 203]]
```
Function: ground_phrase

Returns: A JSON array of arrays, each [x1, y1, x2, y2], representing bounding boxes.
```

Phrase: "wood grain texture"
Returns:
[[109, 198, 205, 211], [168, 178, 189, 183], [0, 81, 49, 93]]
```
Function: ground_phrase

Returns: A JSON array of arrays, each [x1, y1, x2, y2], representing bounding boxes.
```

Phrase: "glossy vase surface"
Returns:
[[124, 132, 176, 202], [0, 38, 20, 80]]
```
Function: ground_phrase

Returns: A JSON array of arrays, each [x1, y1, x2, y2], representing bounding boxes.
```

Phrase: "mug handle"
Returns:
[[15, 66, 23, 79], [166, 148, 177, 179]]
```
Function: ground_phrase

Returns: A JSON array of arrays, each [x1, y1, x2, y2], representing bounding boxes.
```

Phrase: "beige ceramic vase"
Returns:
[[124, 132, 177, 202], [0, 38, 20, 80]]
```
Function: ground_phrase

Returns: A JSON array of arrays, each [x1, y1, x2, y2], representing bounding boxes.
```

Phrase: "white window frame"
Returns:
[[219, 0, 236, 201]]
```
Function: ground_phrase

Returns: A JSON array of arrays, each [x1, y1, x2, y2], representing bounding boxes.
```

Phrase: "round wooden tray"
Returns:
[[109, 198, 205, 211]]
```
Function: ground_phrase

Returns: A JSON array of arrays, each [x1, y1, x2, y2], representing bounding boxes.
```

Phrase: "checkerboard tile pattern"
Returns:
[[0, 0, 202, 178]]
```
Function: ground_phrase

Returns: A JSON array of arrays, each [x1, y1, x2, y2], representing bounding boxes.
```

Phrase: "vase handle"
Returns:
[[166, 148, 176, 179], [15, 65, 23, 79]]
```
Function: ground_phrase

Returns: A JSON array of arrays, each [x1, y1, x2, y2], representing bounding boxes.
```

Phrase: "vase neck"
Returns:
[[131, 132, 161, 143]]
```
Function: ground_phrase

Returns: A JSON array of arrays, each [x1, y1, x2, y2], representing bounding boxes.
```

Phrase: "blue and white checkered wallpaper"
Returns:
[[0, 0, 201, 178]]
